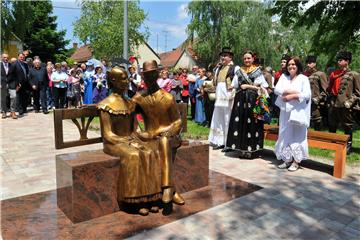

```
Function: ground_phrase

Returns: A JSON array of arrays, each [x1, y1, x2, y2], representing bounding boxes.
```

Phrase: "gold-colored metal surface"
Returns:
[[132, 60, 184, 204], [98, 67, 163, 206]]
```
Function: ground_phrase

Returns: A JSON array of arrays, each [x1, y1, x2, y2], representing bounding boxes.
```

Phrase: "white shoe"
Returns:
[[278, 161, 291, 169], [288, 162, 299, 171]]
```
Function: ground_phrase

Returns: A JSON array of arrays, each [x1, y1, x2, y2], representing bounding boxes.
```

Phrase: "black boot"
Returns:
[[345, 130, 353, 155]]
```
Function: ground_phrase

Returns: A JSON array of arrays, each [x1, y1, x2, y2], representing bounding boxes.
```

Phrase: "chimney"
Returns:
[[73, 42, 78, 49]]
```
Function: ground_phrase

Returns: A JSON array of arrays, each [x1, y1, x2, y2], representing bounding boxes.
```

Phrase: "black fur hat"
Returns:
[[219, 47, 234, 57], [336, 51, 352, 63], [306, 55, 317, 63], [281, 54, 290, 61]]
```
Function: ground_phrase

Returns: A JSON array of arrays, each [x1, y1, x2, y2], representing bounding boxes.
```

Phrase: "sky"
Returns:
[[52, 0, 191, 54]]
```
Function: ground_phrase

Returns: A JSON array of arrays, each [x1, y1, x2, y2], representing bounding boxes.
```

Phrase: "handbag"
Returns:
[[208, 92, 216, 101], [289, 108, 309, 127]]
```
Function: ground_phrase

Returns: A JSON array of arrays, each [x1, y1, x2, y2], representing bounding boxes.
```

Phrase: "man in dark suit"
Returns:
[[9, 53, 28, 116], [29, 58, 49, 114], [1, 53, 11, 118]]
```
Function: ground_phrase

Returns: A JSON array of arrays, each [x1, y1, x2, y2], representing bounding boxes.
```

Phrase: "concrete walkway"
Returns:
[[1, 111, 359, 239]]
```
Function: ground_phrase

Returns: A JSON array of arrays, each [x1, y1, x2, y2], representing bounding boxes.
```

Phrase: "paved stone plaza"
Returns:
[[1, 112, 359, 239]]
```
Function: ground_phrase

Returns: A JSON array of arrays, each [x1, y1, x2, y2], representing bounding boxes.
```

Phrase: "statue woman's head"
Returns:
[[107, 67, 129, 93]]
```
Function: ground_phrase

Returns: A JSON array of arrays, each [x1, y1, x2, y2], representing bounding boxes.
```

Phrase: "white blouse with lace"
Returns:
[[274, 73, 311, 163]]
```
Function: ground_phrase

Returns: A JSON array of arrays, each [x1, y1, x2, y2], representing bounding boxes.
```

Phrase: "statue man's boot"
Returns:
[[172, 192, 185, 205]]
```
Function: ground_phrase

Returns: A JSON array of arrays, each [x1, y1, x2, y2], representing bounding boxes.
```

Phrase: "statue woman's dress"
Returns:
[[98, 93, 162, 203]]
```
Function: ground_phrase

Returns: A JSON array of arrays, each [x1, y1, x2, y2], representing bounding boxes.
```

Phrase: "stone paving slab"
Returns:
[[1, 111, 360, 239], [0, 112, 102, 200]]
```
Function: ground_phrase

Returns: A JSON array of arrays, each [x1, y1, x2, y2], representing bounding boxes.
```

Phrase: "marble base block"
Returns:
[[56, 151, 121, 223], [174, 142, 209, 193], [56, 142, 209, 223]]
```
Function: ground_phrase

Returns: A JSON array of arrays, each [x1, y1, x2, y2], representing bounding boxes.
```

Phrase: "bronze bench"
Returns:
[[54, 103, 188, 149], [264, 124, 349, 178]]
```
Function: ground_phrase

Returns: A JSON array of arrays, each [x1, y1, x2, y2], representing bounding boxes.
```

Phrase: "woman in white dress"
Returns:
[[274, 56, 311, 171]]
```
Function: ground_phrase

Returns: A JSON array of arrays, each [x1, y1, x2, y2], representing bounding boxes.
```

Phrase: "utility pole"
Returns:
[[123, 0, 128, 62], [162, 30, 168, 53], [156, 33, 159, 54]]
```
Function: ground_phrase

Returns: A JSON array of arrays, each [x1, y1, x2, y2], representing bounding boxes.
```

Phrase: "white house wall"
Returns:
[[174, 51, 196, 70], [132, 43, 160, 68]]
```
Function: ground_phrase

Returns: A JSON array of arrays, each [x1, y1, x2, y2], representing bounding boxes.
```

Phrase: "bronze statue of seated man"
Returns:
[[132, 60, 185, 206]]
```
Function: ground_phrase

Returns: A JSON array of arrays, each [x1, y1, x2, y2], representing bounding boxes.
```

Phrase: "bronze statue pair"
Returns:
[[97, 60, 184, 216]]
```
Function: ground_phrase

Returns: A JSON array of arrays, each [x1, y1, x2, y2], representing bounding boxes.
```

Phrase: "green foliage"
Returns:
[[270, 1, 360, 67], [73, 0, 148, 59], [186, 0, 360, 71], [1, 0, 68, 62], [186, 1, 317, 69]]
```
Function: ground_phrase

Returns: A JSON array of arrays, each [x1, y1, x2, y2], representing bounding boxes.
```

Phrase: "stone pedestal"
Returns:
[[56, 151, 120, 223], [56, 142, 209, 223], [174, 142, 209, 193]]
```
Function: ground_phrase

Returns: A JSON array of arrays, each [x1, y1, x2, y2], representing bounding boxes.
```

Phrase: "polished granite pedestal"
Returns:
[[1, 170, 261, 239], [56, 143, 210, 223]]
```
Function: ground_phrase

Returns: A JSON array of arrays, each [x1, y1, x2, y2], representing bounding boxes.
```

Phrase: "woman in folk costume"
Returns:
[[92, 65, 107, 103], [98, 67, 163, 215], [274, 56, 311, 171], [83, 61, 95, 104], [208, 47, 238, 150], [225, 51, 269, 158], [194, 68, 207, 125]]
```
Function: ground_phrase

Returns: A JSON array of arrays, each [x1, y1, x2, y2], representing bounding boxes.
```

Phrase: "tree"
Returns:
[[24, 1, 68, 62], [1, 1, 68, 62], [187, 1, 280, 67], [1, 1, 32, 51], [73, 0, 148, 59], [270, 1, 360, 67]]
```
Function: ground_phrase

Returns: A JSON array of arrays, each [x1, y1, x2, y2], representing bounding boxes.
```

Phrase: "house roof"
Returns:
[[71, 45, 92, 62], [159, 43, 198, 68], [159, 47, 184, 68]]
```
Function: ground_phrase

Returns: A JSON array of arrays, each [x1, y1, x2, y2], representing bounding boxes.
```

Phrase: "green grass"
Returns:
[[182, 120, 210, 140]]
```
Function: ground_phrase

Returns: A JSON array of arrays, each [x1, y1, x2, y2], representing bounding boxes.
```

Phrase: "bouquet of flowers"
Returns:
[[253, 95, 271, 123]]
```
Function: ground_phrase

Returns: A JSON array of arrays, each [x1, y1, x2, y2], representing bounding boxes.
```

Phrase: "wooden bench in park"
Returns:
[[263, 124, 350, 179]]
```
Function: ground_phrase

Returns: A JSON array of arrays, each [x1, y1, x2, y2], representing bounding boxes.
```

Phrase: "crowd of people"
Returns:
[[207, 47, 359, 172], [1, 48, 359, 171]]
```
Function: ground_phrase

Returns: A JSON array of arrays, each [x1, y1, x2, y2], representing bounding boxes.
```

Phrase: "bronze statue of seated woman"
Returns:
[[97, 67, 163, 215]]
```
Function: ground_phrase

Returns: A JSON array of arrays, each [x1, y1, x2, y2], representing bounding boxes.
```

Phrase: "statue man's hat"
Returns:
[[142, 60, 159, 73]]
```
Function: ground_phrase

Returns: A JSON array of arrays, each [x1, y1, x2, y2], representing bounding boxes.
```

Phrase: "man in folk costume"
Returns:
[[327, 50, 360, 154], [208, 47, 237, 150], [274, 54, 290, 87], [304, 55, 328, 130], [272, 54, 290, 121]]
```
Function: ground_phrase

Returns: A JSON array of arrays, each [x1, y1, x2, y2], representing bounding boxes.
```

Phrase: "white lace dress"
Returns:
[[274, 73, 311, 163]]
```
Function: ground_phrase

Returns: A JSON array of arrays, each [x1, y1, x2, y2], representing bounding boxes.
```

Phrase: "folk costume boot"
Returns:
[[345, 131, 353, 155]]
